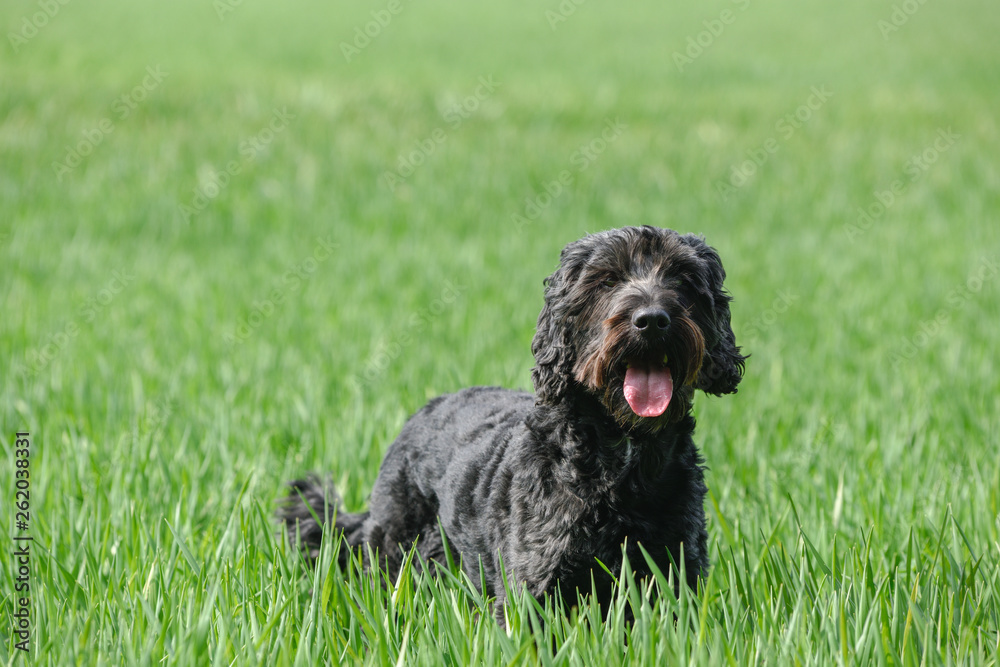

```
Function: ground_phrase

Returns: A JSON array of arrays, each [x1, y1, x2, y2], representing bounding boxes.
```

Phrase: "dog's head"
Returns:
[[531, 226, 745, 433]]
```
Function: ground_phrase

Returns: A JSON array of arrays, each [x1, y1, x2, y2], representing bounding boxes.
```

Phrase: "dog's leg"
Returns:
[[360, 455, 443, 578]]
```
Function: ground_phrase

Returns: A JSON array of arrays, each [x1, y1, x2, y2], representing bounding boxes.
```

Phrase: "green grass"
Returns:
[[2, 0, 1000, 663]]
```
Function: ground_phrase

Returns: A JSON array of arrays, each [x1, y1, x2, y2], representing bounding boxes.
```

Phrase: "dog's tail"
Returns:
[[278, 475, 369, 562]]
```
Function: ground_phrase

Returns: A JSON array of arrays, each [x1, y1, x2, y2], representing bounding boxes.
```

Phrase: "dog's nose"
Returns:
[[631, 307, 671, 336]]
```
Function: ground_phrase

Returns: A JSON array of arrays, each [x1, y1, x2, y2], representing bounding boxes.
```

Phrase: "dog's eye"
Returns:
[[601, 278, 618, 288]]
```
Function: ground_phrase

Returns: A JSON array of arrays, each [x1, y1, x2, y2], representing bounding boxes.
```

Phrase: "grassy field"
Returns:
[[2, 0, 999, 663]]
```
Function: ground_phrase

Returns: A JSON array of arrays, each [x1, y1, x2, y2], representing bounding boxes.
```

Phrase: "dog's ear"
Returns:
[[679, 234, 746, 395], [531, 238, 591, 404]]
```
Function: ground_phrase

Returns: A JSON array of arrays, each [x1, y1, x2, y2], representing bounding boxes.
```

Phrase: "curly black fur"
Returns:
[[279, 226, 745, 621]]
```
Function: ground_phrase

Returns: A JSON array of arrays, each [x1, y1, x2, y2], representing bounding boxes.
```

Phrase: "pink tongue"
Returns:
[[623, 366, 674, 417]]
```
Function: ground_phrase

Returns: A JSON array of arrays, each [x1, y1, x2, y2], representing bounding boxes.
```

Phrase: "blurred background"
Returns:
[[1, 0, 999, 658]]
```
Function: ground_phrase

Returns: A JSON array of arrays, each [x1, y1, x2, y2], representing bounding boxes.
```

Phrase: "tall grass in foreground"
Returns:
[[23, 486, 1000, 665]]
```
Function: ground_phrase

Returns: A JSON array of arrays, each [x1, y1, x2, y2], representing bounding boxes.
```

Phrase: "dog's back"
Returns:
[[367, 386, 535, 570]]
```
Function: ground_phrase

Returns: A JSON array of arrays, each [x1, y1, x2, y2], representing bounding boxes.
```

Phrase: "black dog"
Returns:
[[280, 226, 744, 619]]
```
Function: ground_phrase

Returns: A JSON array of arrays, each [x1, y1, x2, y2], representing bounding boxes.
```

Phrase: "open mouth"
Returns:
[[623, 355, 673, 418]]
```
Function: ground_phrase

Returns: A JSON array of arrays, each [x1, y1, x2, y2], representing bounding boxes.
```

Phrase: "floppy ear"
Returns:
[[531, 239, 591, 404], [679, 234, 746, 395]]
